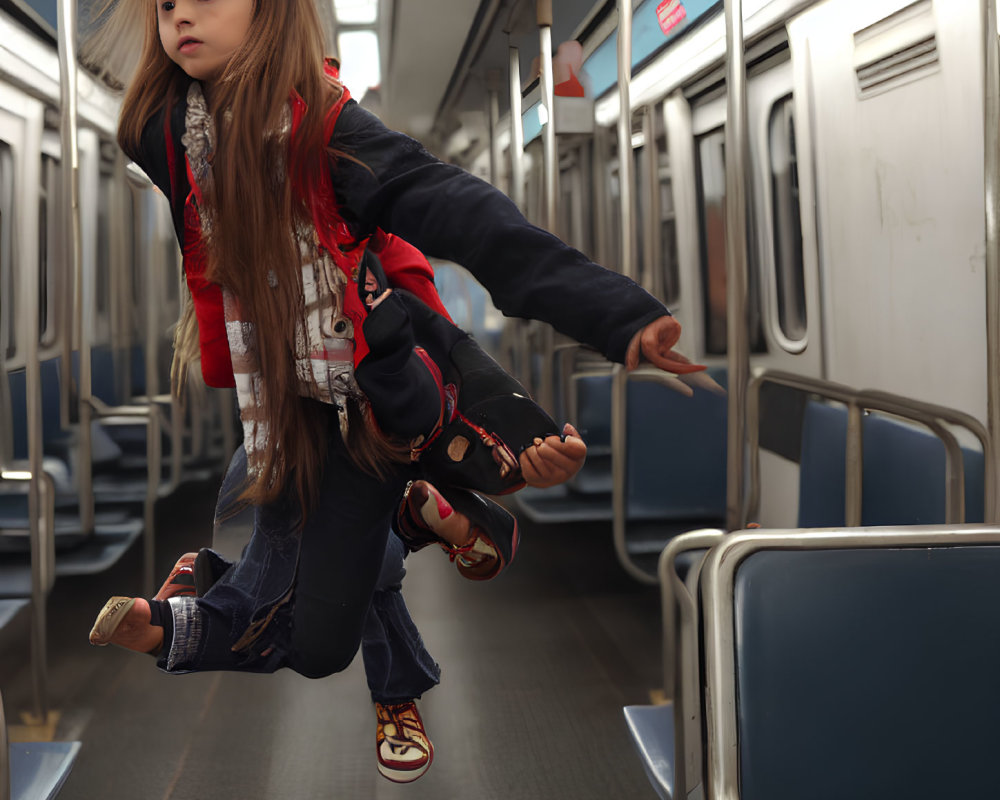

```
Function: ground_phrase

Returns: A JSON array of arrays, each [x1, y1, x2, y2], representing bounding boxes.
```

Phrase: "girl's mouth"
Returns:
[[178, 38, 202, 54]]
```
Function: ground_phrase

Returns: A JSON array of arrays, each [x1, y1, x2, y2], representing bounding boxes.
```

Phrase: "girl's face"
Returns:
[[156, 0, 255, 86]]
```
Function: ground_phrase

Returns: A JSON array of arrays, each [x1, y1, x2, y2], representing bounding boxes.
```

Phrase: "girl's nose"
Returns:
[[172, 0, 194, 25]]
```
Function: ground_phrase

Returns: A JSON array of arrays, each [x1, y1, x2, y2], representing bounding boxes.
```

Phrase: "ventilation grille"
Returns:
[[856, 34, 939, 97]]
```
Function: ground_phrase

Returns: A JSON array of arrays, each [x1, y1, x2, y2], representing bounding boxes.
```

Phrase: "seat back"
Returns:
[[702, 529, 1000, 800], [797, 400, 985, 528], [626, 369, 728, 521]]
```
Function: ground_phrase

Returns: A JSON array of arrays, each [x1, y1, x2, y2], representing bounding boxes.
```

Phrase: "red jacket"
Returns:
[[170, 73, 451, 388]]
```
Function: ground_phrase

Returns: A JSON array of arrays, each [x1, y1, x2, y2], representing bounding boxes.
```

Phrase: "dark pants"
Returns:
[[157, 424, 441, 703]]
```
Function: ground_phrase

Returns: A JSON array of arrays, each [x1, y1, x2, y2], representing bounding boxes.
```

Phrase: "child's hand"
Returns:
[[626, 315, 705, 374], [520, 423, 587, 488], [625, 316, 725, 397]]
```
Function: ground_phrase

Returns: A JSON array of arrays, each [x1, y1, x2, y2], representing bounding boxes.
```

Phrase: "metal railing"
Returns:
[[701, 524, 1000, 800], [723, 0, 751, 533], [983, 0, 1000, 523], [746, 369, 995, 529]]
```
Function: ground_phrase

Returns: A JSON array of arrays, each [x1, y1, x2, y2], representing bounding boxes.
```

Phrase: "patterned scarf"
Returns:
[[182, 82, 366, 473]]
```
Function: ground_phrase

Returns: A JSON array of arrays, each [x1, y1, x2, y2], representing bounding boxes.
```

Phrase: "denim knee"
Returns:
[[292, 636, 361, 679]]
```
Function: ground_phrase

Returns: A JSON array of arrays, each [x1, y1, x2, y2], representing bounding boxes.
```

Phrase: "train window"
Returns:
[[1, 142, 14, 360], [768, 95, 807, 345], [694, 127, 765, 355], [694, 128, 727, 354]]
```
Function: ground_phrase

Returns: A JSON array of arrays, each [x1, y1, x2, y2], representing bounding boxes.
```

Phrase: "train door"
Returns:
[[666, 43, 824, 527], [788, 0, 986, 420], [674, 51, 823, 379]]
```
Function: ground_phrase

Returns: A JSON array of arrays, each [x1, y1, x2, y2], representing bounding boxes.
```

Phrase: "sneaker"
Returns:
[[396, 480, 518, 580], [375, 701, 434, 783], [153, 553, 198, 601]]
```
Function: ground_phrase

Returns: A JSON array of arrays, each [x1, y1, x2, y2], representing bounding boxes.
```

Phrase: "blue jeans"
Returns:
[[157, 426, 440, 704]]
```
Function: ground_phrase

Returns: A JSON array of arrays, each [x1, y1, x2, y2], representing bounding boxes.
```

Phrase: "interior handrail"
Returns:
[[87, 396, 164, 596], [657, 528, 726, 799], [857, 389, 995, 521], [747, 368, 993, 529], [0, 466, 56, 724]]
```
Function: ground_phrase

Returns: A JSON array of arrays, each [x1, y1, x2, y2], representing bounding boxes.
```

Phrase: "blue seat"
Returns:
[[2, 683, 80, 800], [8, 742, 81, 800], [797, 401, 984, 528], [2, 362, 144, 571], [515, 369, 728, 540], [622, 704, 674, 800], [725, 540, 1000, 800], [625, 373, 728, 521]]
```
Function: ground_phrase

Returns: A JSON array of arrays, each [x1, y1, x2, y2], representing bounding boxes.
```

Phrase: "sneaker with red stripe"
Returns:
[[375, 701, 434, 783]]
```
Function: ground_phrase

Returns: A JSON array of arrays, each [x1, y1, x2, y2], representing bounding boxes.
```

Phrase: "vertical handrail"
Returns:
[[658, 529, 726, 799], [845, 402, 863, 527], [611, 363, 655, 582], [537, 0, 557, 232], [487, 70, 502, 188], [535, 0, 557, 414], [982, 0, 1000, 522], [723, 0, 751, 532], [58, 0, 94, 534], [29, 472, 55, 723], [642, 104, 662, 299], [507, 44, 526, 212], [617, 0, 636, 281]]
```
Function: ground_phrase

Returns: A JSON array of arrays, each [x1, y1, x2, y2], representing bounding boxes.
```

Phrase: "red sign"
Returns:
[[656, 0, 688, 35]]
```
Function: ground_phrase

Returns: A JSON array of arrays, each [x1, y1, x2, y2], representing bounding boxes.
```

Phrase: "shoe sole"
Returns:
[[88, 596, 136, 646], [376, 742, 434, 783]]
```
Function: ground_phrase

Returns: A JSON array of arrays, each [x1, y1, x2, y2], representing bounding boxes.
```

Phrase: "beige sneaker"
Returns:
[[375, 700, 434, 783]]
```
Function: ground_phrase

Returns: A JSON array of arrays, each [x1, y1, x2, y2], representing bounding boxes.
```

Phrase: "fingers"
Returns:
[[627, 316, 708, 376], [520, 424, 587, 488], [627, 316, 680, 371], [679, 370, 727, 396], [660, 376, 695, 398], [647, 351, 707, 376], [367, 288, 392, 310]]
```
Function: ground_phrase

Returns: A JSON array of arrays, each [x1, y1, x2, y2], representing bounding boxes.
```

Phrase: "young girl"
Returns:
[[85, 0, 705, 784]]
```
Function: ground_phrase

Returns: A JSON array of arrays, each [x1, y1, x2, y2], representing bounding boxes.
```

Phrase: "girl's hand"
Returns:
[[520, 423, 587, 488], [625, 316, 724, 397]]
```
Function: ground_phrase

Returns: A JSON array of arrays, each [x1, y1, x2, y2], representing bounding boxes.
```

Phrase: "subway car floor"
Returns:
[[3, 478, 663, 799]]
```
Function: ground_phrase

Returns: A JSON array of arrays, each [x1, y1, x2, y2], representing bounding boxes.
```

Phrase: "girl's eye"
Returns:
[[161, 1, 175, 11]]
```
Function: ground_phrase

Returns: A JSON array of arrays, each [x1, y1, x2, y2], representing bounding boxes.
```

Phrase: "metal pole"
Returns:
[[617, 0, 636, 280], [58, 0, 93, 533], [983, 0, 1000, 522], [508, 45, 526, 211], [723, 0, 751, 532], [487, 70, 502, 188], [537, 0, 558, 232], [536, 1, 557, 413]]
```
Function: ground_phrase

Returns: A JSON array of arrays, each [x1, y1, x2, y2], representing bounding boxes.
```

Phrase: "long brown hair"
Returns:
[[111, 0, 409, 511]]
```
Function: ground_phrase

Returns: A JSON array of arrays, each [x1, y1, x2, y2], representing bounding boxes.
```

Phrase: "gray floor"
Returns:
[[4, 479, 663, 799]]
